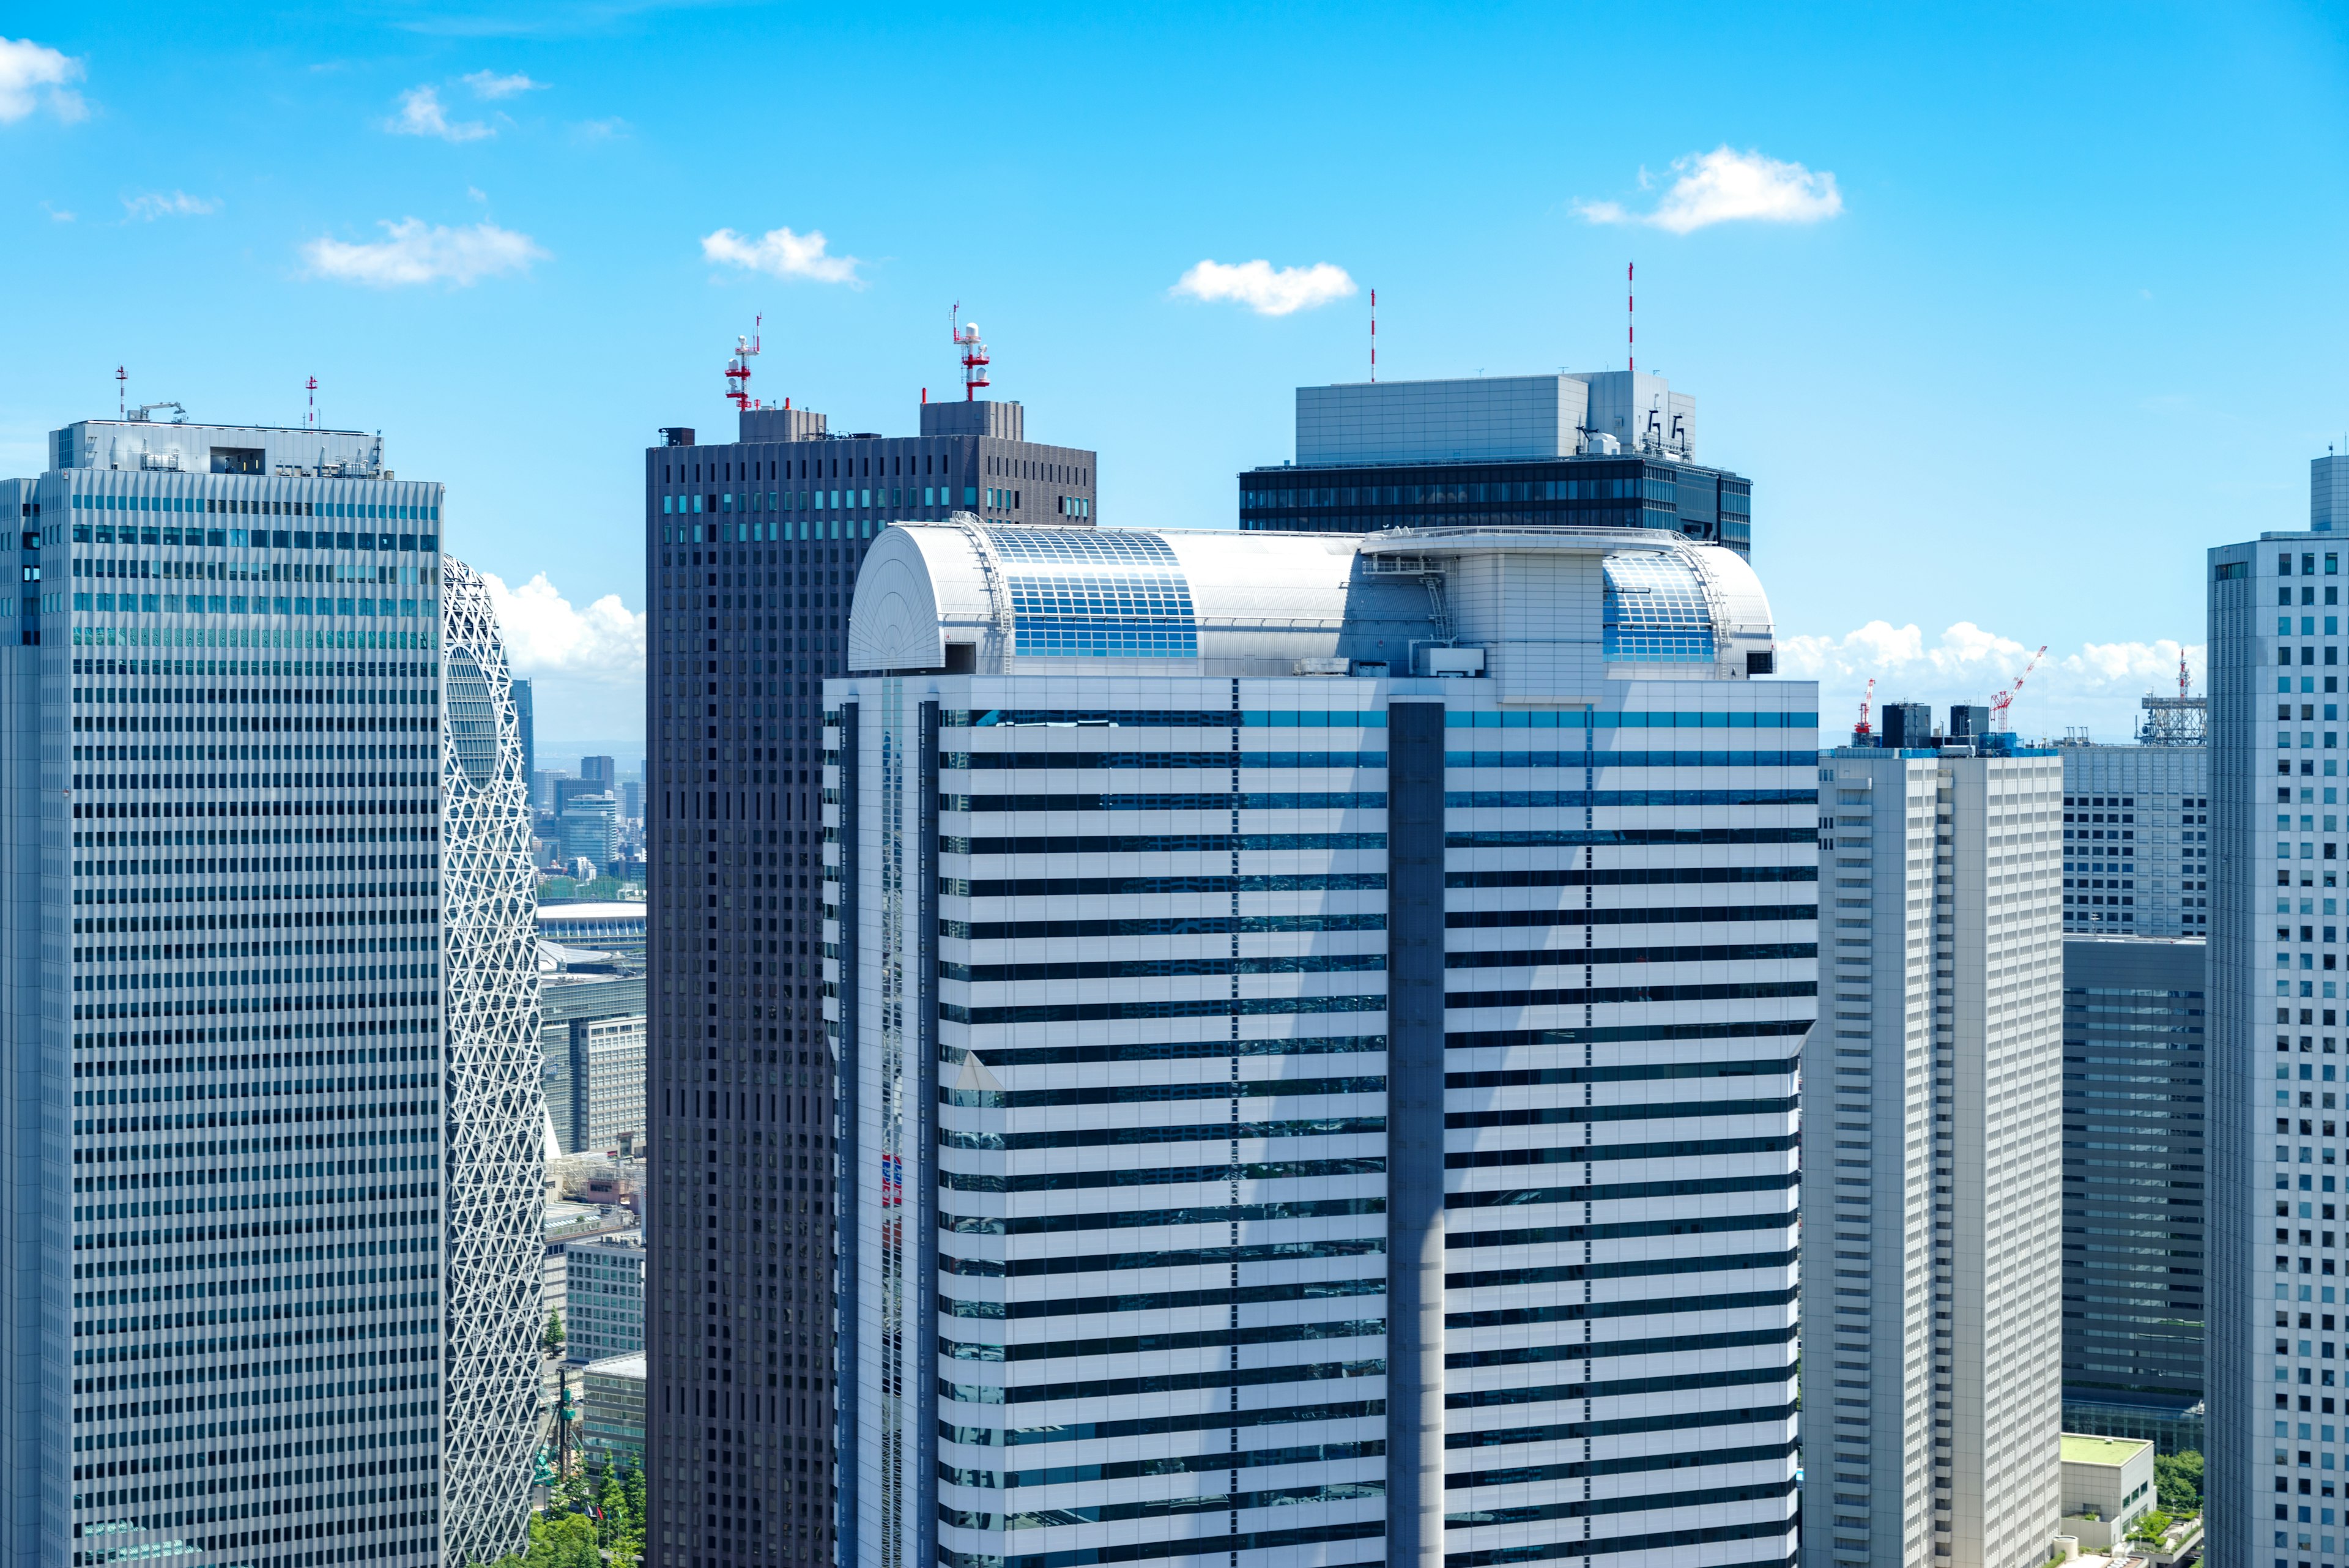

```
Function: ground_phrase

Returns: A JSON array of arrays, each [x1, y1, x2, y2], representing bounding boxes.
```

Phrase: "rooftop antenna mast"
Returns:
[[2179, 648, 2191, 700], [1370, 288, 1377, 383], [724, 315, 763, 412], [1626, 262, 1634, 375], [305, 376, 318, 429], [115, 365, 127, 421], [952, 303, 990, 401]]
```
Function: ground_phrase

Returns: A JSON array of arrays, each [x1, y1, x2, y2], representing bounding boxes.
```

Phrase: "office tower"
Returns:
[[2060, 935, 2208, 1452], [584, 1353, 648, 1475], [1, 413, 444, 1566], [582, 756, 617, 793], [829, 522, 1808, 1568], [1803, 741, 2065, 1568], [642, 388, 1099, 1568], [2206, 530, 2349, 1568], [543, 973, 648, 1156], [439, 557, 549, 1564], [623, 780, 645, 822], [2061, 740, 2210, 936], [513, 677, 535, 795], [558, 792, 621, 870], [562, 1231, 646, 1364], [2317, 454, 2349, 534], [1237, 373, 1754, 554]]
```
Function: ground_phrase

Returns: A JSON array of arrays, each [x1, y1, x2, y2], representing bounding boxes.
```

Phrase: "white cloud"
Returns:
[[700, 225, 861, 284], [1578, 146, 1842, 234], [477, 570, 643, 684], [0, 36, 86, 123], [1777, 620, 2205, 743], [387, 85, 492, 142], [42, 200, 73, 221], [1170, 258, 1356, 316], [461, 69, 543, 98], [569, 116, 628, 144], [300, 218, 547, 287], [122, 190, 219, 221]]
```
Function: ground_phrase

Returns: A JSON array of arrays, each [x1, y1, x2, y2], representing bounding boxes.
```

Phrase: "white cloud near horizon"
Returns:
[[699, 225, 861, 283], [1578, 146, 1842, 234], [300, 218, 547, 287], [1170, 258, 1356, 316], [122, 190, 218, 221], [461, 69, 543, 98], [1778, 620, 2205, 743], [0, 36, 85, 123], [388, 84, 491, 142], [478, 570, 643, 684]]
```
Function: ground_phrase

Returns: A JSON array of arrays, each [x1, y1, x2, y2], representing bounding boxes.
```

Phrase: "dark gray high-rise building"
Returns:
[[2060, 935, 2208, 1454], [641, 390, 1096, 1568]]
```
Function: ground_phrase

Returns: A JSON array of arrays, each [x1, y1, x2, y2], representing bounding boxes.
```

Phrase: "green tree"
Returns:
[[2154, 1448, 2203, 1515], [542, 1309, 567, 1358], [2130, 1509, 2173, 1542]]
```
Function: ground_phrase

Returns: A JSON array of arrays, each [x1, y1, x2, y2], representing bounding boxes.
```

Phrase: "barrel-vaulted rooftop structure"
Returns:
[[845, 518, 1777, 702]]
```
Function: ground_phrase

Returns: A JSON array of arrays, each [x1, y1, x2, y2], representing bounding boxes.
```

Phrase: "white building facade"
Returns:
[[828, 521, 1811, 1568], [1803, 746, 2066, 1568], [0, 417, 447, 1567], [2206, 531, 2349, 1568]]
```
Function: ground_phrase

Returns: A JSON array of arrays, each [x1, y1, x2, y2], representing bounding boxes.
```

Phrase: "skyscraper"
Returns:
[[513, 677, 535, 800], [2061, 740, 2210, 936], [2206, 528, 2348, 1568], [829, 521, 1808, 1567], [642, 390, 1099, 1568], [2060, 934, 2207, 1454], [1238, 373, 1755, 555], [439, 558, 547, 1564], [1803, 741, 2065, 1568], [1, 413, 445, 1565]]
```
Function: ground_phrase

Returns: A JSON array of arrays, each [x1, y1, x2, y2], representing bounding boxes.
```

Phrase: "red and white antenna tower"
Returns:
[[1370, 288, 1377, 383], [724, 315, 763, 412], [1855, 675, 1876, 739], [2179, 648, 2191, 700], [1626, 262, 1635, 374], [1989, 644, 2049, 731], [116, 365, 127, 420], [952, 303, 990, 401], [305, 376, 319, 429]]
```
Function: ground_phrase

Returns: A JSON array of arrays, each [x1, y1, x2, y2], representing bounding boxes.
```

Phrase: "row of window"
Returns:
[[63, 592, 429, 620], [69, 525, 432, 552], [67, 494, 437, 522], [658, 452, 1089, 486]]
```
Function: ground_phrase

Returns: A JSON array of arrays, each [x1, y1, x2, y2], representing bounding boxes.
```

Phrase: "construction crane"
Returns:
[[1989, 644, 2049, 731], [1855, 677, 1877, 740]]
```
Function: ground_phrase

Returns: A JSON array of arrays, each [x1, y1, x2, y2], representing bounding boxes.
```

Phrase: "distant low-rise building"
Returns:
[[563, 1230, 645, 1365], [582, 1353, 647, 1475]]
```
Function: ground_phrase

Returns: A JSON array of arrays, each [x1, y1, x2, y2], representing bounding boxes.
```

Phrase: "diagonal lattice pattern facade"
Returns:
[[439, 558, 546, 1566]]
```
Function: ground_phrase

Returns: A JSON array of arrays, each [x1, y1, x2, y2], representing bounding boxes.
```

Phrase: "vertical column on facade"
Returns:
[[1385, 698, 1447, 1568], [833, 701, 859, 1560], [913, 700, 940, 1568]]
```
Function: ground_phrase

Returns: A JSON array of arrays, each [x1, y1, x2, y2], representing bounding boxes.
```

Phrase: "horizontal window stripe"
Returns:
[[1446, 1400, 1798, 1451], [952, 792, 1386, 812], [1447, 1134, 1800, 1170], [946, 1117, 1386, 1151], [1447, 827, 1816, 847], [1445, 981, 1816, 1011], [944, 1357, 1384, 1406], [1450, 1019, 1812, 1050], [1449, 1172, 1797, 1210], [959, 1399, 1388, 1449], [948, 1076, 1384, 1109], [1447, 864, 1816, 890], [1448, 1248, 1798, 1291], [1449, 751, 1815, 768], [942, 1318, 1384, 1364], [959, 1036, 1384, 1069], [962, 708, 1386, 728], [1445, 1362, 1791, 1410], [950, 914, 1387, 940], [1447, 1096, 1798, 1130], [944, 1479, 1383, 1531], [943, 1156, 1385, 1194], [1445, 1520, 1792, 1568], [1449, 1438, 1796, 1491], [1447, 903, 1816, 931], [968, 1438, 1383, 1490], [1447, 943, 1813, 971], [947, 954, 1386, 983], [943, 1277, 1386, 1321], [949, 751, 1384, 771], [1447, 1058, 1794, 1090], [940, 1197, 1383, 1235], [940, 1521, 1384, 1568], [952, 833, 1385, 854], [945, 995, 1385, 1025], [1446, 1323, 1794, 1370], [1449, 792, 1817, 813], [954, 874, 1385, 897], [1446, 1287, 1796, 1332], [1447, 1477, 1794, 1528], [1445, 1212, 1792, 1250], [957, 1239, 1387, 1278]]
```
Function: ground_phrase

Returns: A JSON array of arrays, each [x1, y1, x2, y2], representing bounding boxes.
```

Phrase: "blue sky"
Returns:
[[5, 0, 2347, 754]]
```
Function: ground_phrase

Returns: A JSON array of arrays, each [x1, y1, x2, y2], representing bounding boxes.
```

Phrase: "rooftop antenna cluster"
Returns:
[[724, 316, 764, 412], [305, 376, 319, 429], [1627, 262, 1635, 375], [115, 365, 127, 420], [952, 303, 990, 400]]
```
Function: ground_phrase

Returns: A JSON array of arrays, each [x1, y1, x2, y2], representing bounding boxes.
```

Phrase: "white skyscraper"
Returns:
[[2207, 529, 2349, 1568], [0, 414, 446, 1566], [438, 559, 546, 1565], [1803, 743, 2065, 1568], [827, 521, 1811, 1567]]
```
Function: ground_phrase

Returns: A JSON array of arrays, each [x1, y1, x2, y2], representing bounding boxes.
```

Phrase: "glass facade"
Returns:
[[1239, 457, 1753, 554]]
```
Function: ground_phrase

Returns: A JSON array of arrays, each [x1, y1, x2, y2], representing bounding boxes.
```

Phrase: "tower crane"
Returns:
[[1989, 645, 2049, 732], [1855, 677, 1876, 740]]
